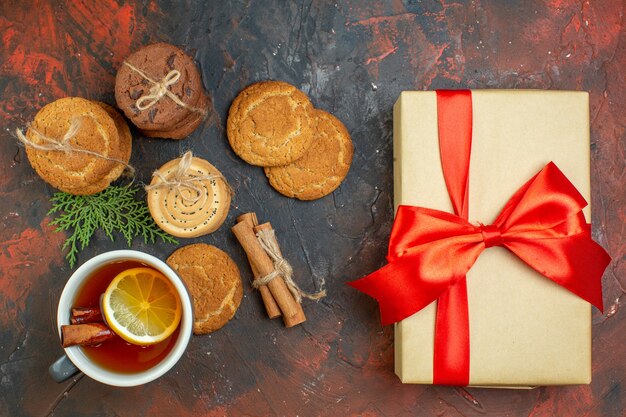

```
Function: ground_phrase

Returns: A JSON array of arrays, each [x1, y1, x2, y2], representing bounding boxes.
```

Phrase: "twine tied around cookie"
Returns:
[[145, 150, 232, 203], [252, 228, 326, 303], [15, 116, 135, 176], [123, 61, 208, 116]]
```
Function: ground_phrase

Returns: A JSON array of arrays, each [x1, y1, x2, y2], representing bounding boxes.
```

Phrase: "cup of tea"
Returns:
[[49, 250, 194, 387]]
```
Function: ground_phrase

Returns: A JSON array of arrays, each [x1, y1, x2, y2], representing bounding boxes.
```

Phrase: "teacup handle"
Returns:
[[49, 354, 81, 383]]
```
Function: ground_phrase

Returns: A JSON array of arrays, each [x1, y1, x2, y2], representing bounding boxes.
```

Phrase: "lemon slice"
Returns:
[[102, 267, 182, 345]]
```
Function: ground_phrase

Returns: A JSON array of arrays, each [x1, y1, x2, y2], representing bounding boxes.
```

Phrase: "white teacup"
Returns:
[[50, 250, 193, 387]]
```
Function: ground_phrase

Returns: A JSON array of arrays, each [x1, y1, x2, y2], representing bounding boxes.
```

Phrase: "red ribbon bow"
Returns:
[[349, 90, 610, 385]]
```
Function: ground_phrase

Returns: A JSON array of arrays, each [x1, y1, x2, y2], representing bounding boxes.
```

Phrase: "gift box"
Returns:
[[393, 90, 603, 386], [351, 90, 610, 387]]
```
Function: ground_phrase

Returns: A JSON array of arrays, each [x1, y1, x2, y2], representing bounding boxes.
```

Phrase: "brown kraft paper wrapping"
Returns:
[[393, 90, 592, 386]]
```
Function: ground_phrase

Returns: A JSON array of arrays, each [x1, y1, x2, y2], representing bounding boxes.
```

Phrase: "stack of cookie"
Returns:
[[21, 97, 132, 195], [115, 43, 209, 140], [227, 81, 353, 200]]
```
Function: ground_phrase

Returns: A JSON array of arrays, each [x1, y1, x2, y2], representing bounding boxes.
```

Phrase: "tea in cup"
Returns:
[[50, 250, 193, 387]]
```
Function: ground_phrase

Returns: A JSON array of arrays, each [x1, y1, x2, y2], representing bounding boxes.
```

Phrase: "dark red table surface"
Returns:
[[0, 1, 624, 416]]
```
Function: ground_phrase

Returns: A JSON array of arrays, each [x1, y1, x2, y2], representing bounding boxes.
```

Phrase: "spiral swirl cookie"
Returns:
[[227, 81, 315, 166], [146, 153, 231, 238], [264, 110, 353, 200], [23, 97, 131, 195], [166, 244, 243, 335]]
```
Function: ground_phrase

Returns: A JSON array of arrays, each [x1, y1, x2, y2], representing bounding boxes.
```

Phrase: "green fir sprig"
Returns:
[[47, 185, 178, 268]]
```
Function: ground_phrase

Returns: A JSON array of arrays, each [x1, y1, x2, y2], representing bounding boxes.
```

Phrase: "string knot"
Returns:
[[15, 116, 135, 175], [136, 70, 181, 110], [123, 61, 207, 116], [144, 150, 231, 204], [274, 258, 293, 280], [254, 229, 326, 303]]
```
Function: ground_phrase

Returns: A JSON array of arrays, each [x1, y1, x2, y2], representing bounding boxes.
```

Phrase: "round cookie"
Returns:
[[147, 154, 231, 238], [227, 81, 315, 166], [24, 97, 127, 194], [115, 43, 206, 131], [264, 110, 353, 200], [166, 244, 243, 335]]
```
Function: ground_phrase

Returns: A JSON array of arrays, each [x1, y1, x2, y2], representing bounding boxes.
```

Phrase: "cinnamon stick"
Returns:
[[232, 221, 306, 327], [236, 212, 258, 225], [61, 323, 114, 348], [236, 213, 282, 319], [70, 306, 103, 325]]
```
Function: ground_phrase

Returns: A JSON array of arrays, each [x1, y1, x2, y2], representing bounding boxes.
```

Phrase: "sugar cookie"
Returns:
[[265, 110, 353, 200], [227, 81, 315, 166], [167, 244, 243, 334]]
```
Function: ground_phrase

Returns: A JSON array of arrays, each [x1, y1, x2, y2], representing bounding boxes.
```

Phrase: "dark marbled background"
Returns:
[[0, 1, 624, 416]]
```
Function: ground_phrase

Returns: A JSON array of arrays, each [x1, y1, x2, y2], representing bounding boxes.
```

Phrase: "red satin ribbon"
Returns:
[[349, 90, 611, 386], [434, 90, 472, 384]]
